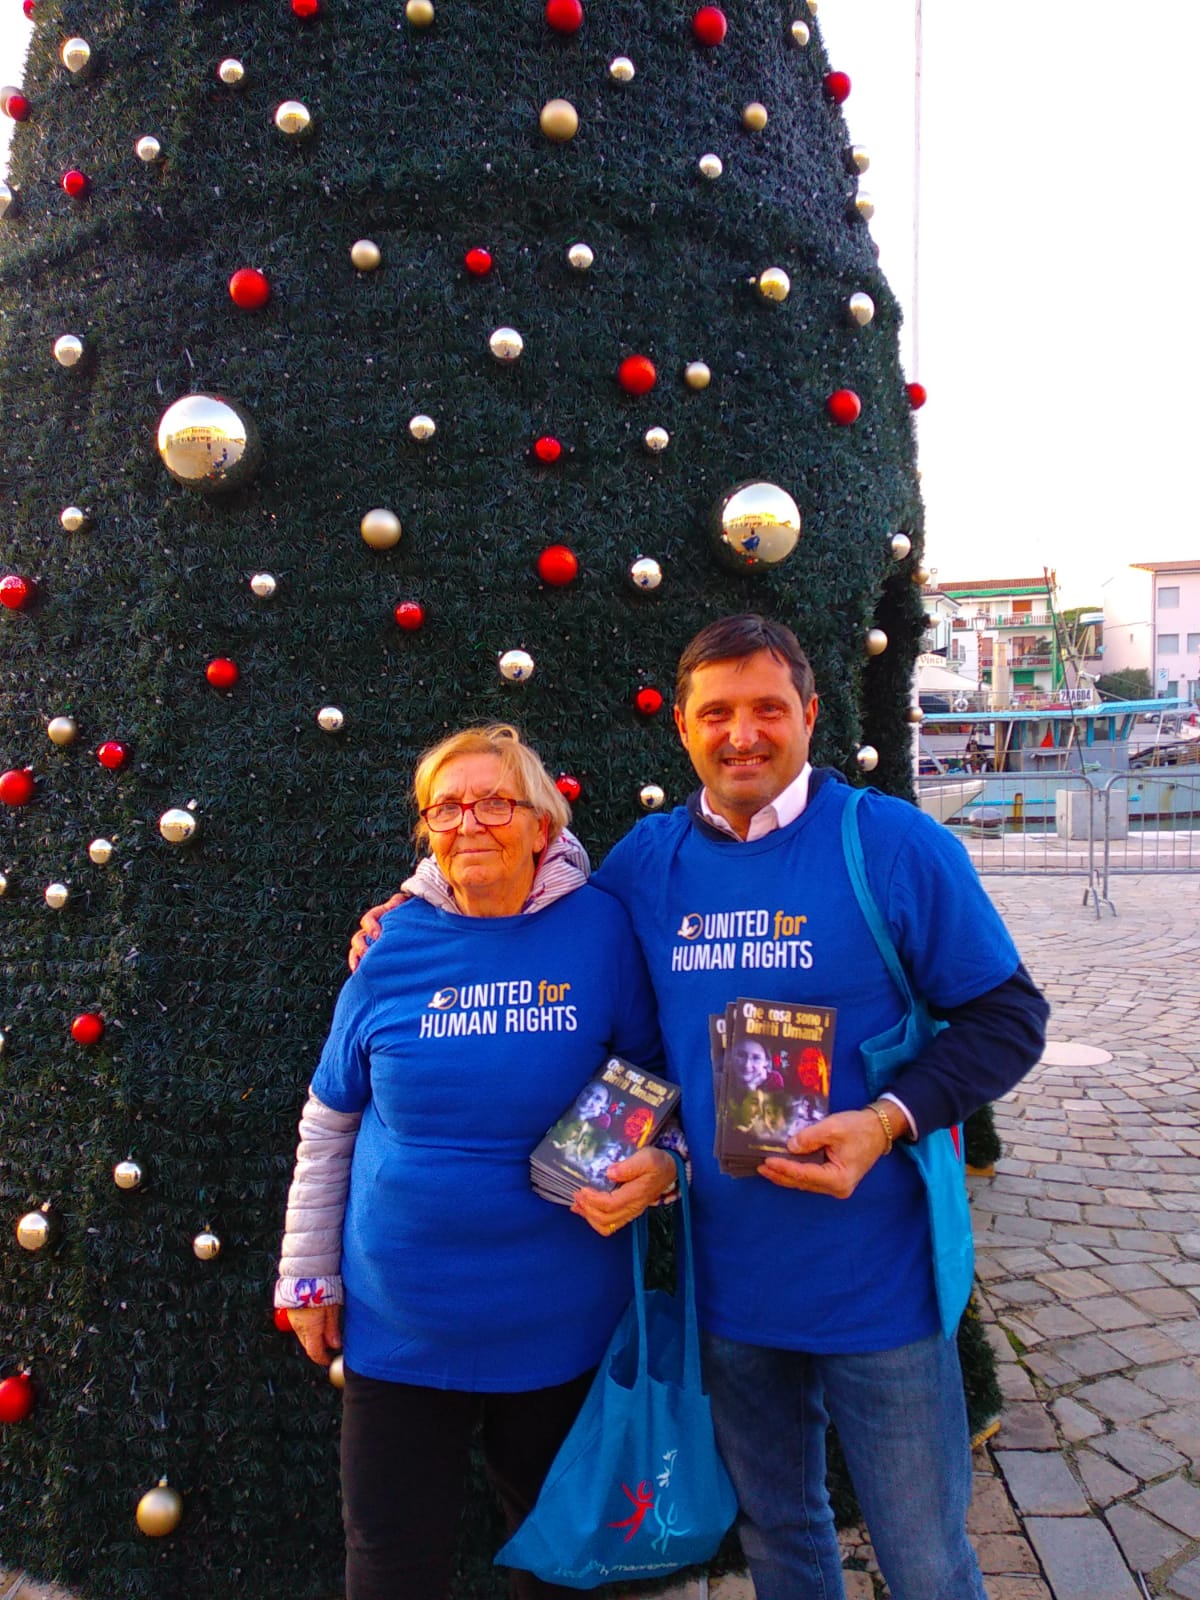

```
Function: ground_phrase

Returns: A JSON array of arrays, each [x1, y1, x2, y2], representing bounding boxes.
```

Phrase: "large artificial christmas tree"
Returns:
[[1, 3, 994, 1595]]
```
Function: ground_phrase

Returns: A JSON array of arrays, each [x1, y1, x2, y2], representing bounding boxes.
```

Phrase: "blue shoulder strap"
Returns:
[[839, 788, 916, 1010]]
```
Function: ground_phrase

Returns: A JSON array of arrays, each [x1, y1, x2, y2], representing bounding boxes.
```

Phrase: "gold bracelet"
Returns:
[[867, 1101, 894, 1155]]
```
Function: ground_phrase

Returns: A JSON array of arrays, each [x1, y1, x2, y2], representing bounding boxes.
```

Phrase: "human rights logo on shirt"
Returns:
[[419, 978, 579, 1037], [671, 908, 814, 973]]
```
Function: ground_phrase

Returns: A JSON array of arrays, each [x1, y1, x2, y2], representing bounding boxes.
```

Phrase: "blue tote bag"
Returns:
[[495, 1155, 737, 1589], [841, 789, 974, 1338]]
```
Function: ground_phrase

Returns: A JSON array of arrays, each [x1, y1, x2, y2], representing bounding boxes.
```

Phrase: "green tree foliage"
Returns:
[[1097, 668, 1153, 701]]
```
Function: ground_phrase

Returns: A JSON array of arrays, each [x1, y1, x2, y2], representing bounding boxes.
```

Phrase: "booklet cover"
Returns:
[[531, 1055, 681, 1204], [715, 998, 836, 1177]]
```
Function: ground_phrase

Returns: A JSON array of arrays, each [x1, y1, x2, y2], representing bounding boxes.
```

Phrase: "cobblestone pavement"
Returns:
[[3, 875, 1197, 1600]]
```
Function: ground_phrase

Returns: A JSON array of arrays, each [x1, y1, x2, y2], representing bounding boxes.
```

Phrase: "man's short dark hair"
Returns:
[[675, 614, 816, 710]]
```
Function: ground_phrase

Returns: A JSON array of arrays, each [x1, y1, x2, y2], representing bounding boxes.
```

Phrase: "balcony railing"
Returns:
[[952, 612, 1055, 630]]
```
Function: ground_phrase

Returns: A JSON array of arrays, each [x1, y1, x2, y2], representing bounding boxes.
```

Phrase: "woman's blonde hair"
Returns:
[[412, 723, 571, 851]]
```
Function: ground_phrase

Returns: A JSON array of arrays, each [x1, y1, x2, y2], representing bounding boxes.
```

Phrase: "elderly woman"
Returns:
[[275, 724, 677, 1600]]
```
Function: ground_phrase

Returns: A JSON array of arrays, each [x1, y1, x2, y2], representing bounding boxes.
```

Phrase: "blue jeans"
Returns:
[[702, 1330, 985, 1600]]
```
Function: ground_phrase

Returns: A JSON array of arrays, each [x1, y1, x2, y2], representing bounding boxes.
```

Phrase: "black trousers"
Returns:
[[341, 1364, 594, 1600]]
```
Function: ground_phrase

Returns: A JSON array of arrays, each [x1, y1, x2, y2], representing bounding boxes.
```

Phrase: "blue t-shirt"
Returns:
[[311, 887, 661, 1391], [593, 779, 1018, 1354]]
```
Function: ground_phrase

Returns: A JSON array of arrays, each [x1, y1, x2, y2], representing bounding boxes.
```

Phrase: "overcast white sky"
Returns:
[[4, 2, 1197, 606]]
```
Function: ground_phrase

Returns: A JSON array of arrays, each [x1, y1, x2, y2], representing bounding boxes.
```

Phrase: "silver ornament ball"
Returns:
[[159, 808, 198, 845], [890, 532, 912, 560], [711, 481, 802, 571], [756, 267, 791, 303], [850, 144, 871, 174], [135, 136, 161, 162], [192, 1231, 221, 1261], [630, 558, 663, 591], [218, 58, 245, 85], [644, 427, 669, 453], [60, 505, 87, 531], [274, 100, 312, 138], [317, 706, 346, 733], [0, 871, 7, 895], [249, 572, 277, 598], [489, 326, 524, 363], [567, 242, 594, 271], [409, 414, 436, 442], [61, 36, 91, 71], [16, 1210, 55, 1251], [609, 56, 635, 82], [790, 19, 810, 45], [639, 785, 666, 811], [157, 394, 262, 494], [698, 153, 723, 179], [114, 1160, 144, 1190], [499, 650, 535, 684], [44, 882, 69, 910], [856, 745, 880, 773], [329, 1354, 346, 1389], [89, 837, 114, 864], [54, 335, 85, 367], [847, 291, 875, 327], [853, 191, 876, 222]]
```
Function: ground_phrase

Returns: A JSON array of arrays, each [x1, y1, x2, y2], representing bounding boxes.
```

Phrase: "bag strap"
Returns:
[[839, 788, 916, 1010], [630, 1151, 700, 1389]]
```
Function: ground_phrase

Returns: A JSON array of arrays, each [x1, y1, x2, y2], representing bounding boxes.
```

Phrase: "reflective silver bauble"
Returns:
[[685, 361, 711, 389], [850, 144, 871, 174], [218, 58, 245, 85], [89, 837, 114, 864], [135, 136, 161, 162], [853, 191, 875, 221], [856, 745, 880, 773], [756, 267, 790, 303], [317, 706, 345, 733], [61, 505, 87, 531], [489, 326, 524, 363], [249, 572, 277, 598], [136, 1481, 183, 1538], [790, 19, 810, 45], [630, 558, 663, 591], [360, 508, 402, 549], [47, 716, 78, 746], [890, 532, 912, 560], [54, 335, 84, 367], [114, 1160, 144, 1190], [644, 427, 669, 453], [409, 414, 436, 442], [159, 808, 198, 844], [711, 481, 802, 571], [567, 242, 594, 271], [16, 1210, 55, 1251], [192, 1231, 221, 1261], [274, 100, 312, 137], [44, 882, 69, 910], [639, 785, 666, 811], [742, 102, 768, 131], [0, 871, 7, 895], [157, 394, 263, 494], [61, 36, 91, 72], [865, 629, 889, 657], [499, 650, 535, 684], [0, 1028, 5, 1054], [609, 56, 635, 82], [698, 153, 723, 179], [847, 291, 875, 327], [328, 1354, 346, 1389], [350, 238, 381, 271]]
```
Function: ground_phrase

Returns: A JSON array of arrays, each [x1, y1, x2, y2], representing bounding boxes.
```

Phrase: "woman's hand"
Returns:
[[288, 1303, 343, 1366], [348, 894, 407, 972], [570, 1147, 678, 1237]]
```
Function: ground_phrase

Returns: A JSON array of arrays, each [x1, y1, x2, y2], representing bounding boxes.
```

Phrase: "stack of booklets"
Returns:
[[710, 997, 836, 1177], [531, 1055, 681, 1204]]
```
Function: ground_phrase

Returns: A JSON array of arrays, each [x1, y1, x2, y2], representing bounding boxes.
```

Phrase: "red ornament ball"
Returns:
[[634, 686, 664, 716], [0, 768, 35, 807], [532, 435, 563, 464], [206, 657, 239, 690], [827, 388, 862, 426], [618, 355, 657, 395], [228, 268, 271, 310], [0, 574, 33, 610], [536, 545, 579, 587], [464, 247, 493, 277], [291, 0, 319, 14], [545, 0, 583, 32], [556, 773, 582, 803], [71, 1012, 105, 1046], [61, 169, 89, 199], [692, 6, 727, 46], [96, 740, 130, 770], [824, 70, 852, 104], [0, 1373, 35, 1424], [273, 1306, 294, 1333], [907, 381, 928, 410], [22, 2, 35, 17], [3, 91, 30, 122], [393, 601, 425, 631]]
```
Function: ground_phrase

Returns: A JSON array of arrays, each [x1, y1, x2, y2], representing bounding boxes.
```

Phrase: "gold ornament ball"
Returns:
[[317, 706, 346, 733], [644, 427, 669, 453], [567, 242, 594, 271], [192, 1231, 221, 1261], [488, 326, 524, 363], [742, 102, 768, 131], [790, 19, 810, 45], [350, 238, 381, 271], [856, 745, 880, 773], [218, 58, 245, 86], [136, 1481, 183, 1537], [756, 267, 790, 303], [61, 505, 87, 531], [630, 557, 663, 591], [850, 144, 871, 174], [907, 706, 925, 725], [409, 414, 436, 442], [157, 393, 263, 494], [274, 100, 312, 138], [89, 837, 114, 865], [639, 785, 666, 811], [808, 0, 819, 13], [847, 291, 875, 327], [698, 153, 723, 179], [853, 191, 876, 221], [406, 0, 435, 24], [360, 508, 402, 549], [48, 716, 78, 746], [17, 1210, 55, 1251], [329, 1354, 346, 1389], [890, 532, 912, 560], [249, 572, 277, 598], [685, 361, 712, 390], [865, 628, 889, 657], [609, 56, 635, 82], [159, 808, 198, 845], [539, 98, 579, 142], [114, 1160, 144, 1190], [712, 480, 802, 571], [61, 36, 91, 71], [914, 563, 931, 586], [498, 650, 535, 684], [135, 135, 161, 162], [54, 335, 84, 367], [44, 882, 69, 910]]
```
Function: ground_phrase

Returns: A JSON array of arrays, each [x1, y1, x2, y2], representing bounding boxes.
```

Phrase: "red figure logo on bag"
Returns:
[[608, 1480, 655, 1542]]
